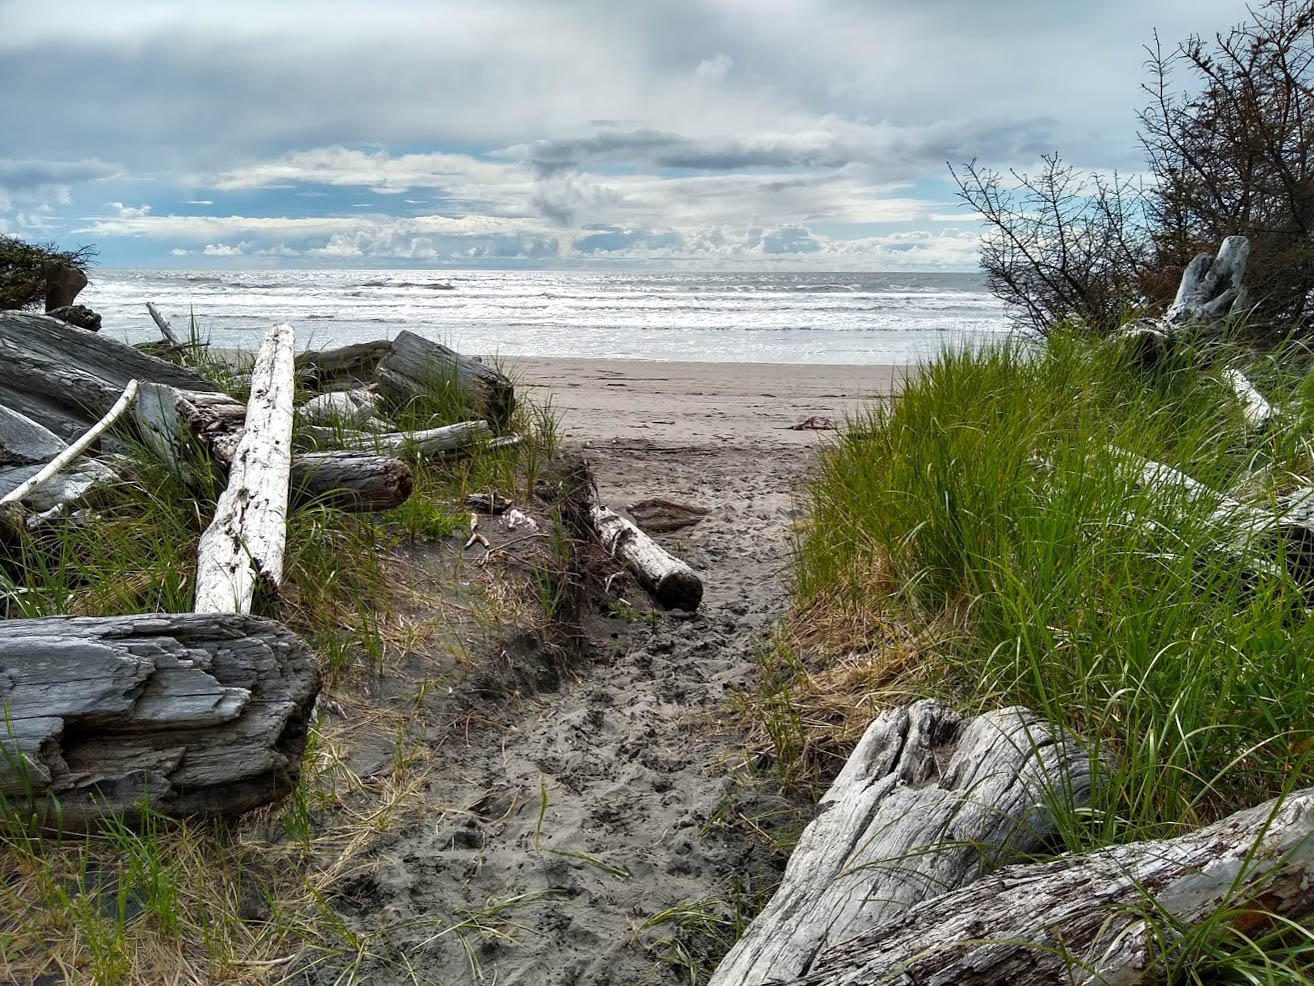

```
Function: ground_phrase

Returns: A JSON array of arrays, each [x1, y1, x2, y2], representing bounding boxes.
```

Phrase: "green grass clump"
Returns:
[[776, 329, 1314, 840]]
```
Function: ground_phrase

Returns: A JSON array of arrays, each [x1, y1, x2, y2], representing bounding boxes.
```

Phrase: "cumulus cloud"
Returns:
[[106, 202, 151, 218]]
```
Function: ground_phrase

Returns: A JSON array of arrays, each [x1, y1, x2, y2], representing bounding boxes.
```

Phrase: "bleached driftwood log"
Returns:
[[301, 419, 492, 457], [0, 380, 137, 509], [567, 466, 702, 610], [299, 387, 389, 429], [194, 323, 295, 614], [146, 301, 184, 347], [710, 701, 1097, 986], [0, 310, 214, 440], [1120, 236, 1251, 362], [0, 613, 319, 826], [375, 330, 515, 430], [793, 787, 1314, 986], [135, 383, 413, 512], [1221, 368, 1278, 431], [296, 339, 393, 390]]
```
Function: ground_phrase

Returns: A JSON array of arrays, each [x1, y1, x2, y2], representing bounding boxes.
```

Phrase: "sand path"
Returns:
[[344, 360, 899, 985]]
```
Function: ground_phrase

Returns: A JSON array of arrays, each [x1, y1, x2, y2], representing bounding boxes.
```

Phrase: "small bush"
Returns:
[[0, 234, 94, 310]]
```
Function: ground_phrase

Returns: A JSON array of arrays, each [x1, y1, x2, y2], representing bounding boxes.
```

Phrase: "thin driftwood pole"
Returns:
[[301, 419, 492, 457], [194, 323, 295, 614], [0, 379, 138, 507], [146, 302, 184, 347], [1222, 368, 1277, 431]]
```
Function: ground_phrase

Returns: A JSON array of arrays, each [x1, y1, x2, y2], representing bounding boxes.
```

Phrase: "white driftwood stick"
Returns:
[[710, 701, 1097, 986], [796, 787, 1314, 986], [194, 323, 295, 614], [146, 302, 184, 347], [1222, 368, 1277, 431], [0, 379, 138, 507]]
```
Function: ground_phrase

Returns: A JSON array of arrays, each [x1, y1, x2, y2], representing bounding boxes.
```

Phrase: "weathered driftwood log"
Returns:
[[299, 387, 387, 428], [0, 613, 319, 826], [1120, 236, 1251, 362], [301, 419, 492, 458], [565, 464, 702, 610], [0, 380, 137, 509], [146, 301, 184, 347], [194, 323, 295, 614], [711, 701, 1097, 986], [793, 787, 1314, 986], [374, 330, 515, 430], [626, 496, 710, 533], [47, 304, 101, 332], [43, 263, 88, 311], [295, 339, 393, 390], [0, 310, 215, 440], [293, 451, 414, 511], [135, 383, 413, 512], [1221, 368, 1277, 431]]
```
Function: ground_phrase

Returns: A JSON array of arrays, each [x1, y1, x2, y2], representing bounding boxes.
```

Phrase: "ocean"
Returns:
[[82, 269, 1009, 365]]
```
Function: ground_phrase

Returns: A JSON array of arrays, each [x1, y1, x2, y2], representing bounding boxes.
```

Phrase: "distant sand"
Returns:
[[510, 357, 908, 448]]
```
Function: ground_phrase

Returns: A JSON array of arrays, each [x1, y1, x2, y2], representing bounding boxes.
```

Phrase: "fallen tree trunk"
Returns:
[[146, 301, 184, 347], [301, 419, 492, 457], [711, 701, 1098, 986], [0, 613, 319, 827], [194, 323, 295, 614], [296, 339, 393, 390], [135, 383, 412, 512], [374, 330, 515, 430], [793, 786, 1314, 986], [0, 311, 215, 440]]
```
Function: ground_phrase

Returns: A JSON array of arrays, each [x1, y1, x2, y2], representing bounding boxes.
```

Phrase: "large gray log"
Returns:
[[194, 323, 295, 614], [375, 330, 515, 430], [0, 310, 216, 439], [296, 339, 393, 390], [711, 701, 1097, 986], [793, 787, 1314, 986], [0, 613, 319, 827], [135, 383, 413, 512]]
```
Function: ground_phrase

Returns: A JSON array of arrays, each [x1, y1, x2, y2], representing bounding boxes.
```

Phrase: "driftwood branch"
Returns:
[[194, 323, 295, 614], [0, 613, 319, 827], [793, 787, 1314, 986], [712, 701, 1098, 986], [1221, 368, 1277, 431], [145, 302, 184, 347], [301, 419, 492, 457], [0, 380, 137, 508]]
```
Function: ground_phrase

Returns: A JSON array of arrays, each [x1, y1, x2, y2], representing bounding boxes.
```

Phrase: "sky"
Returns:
[[0, 0, 1250, 271]]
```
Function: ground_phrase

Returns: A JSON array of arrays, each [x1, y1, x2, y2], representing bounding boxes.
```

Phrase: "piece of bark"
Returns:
[[711, 701, 1098, 986], [374, 330, 515, 430], [0, 613, 319, 827], [794, 786, 1314, 986], [301, 419, 492, 457], [0, 380, 137, 509], [293, 451, 414, 511], [0, 310, 217, 440], [146, 301, 184, 347], [194, 323, 295, 614], [626, 496, 710, 533], [295, 340, 393, 390], [1221, 368, 1277, 431]]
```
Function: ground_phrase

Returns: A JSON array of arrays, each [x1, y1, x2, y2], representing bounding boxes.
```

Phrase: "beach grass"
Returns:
[[0, 359, 562, 984], [747, 327, 1314, 977]]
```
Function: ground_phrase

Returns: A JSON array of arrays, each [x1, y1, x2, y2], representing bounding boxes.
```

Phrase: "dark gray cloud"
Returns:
[[0, 158, 117, 190]]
